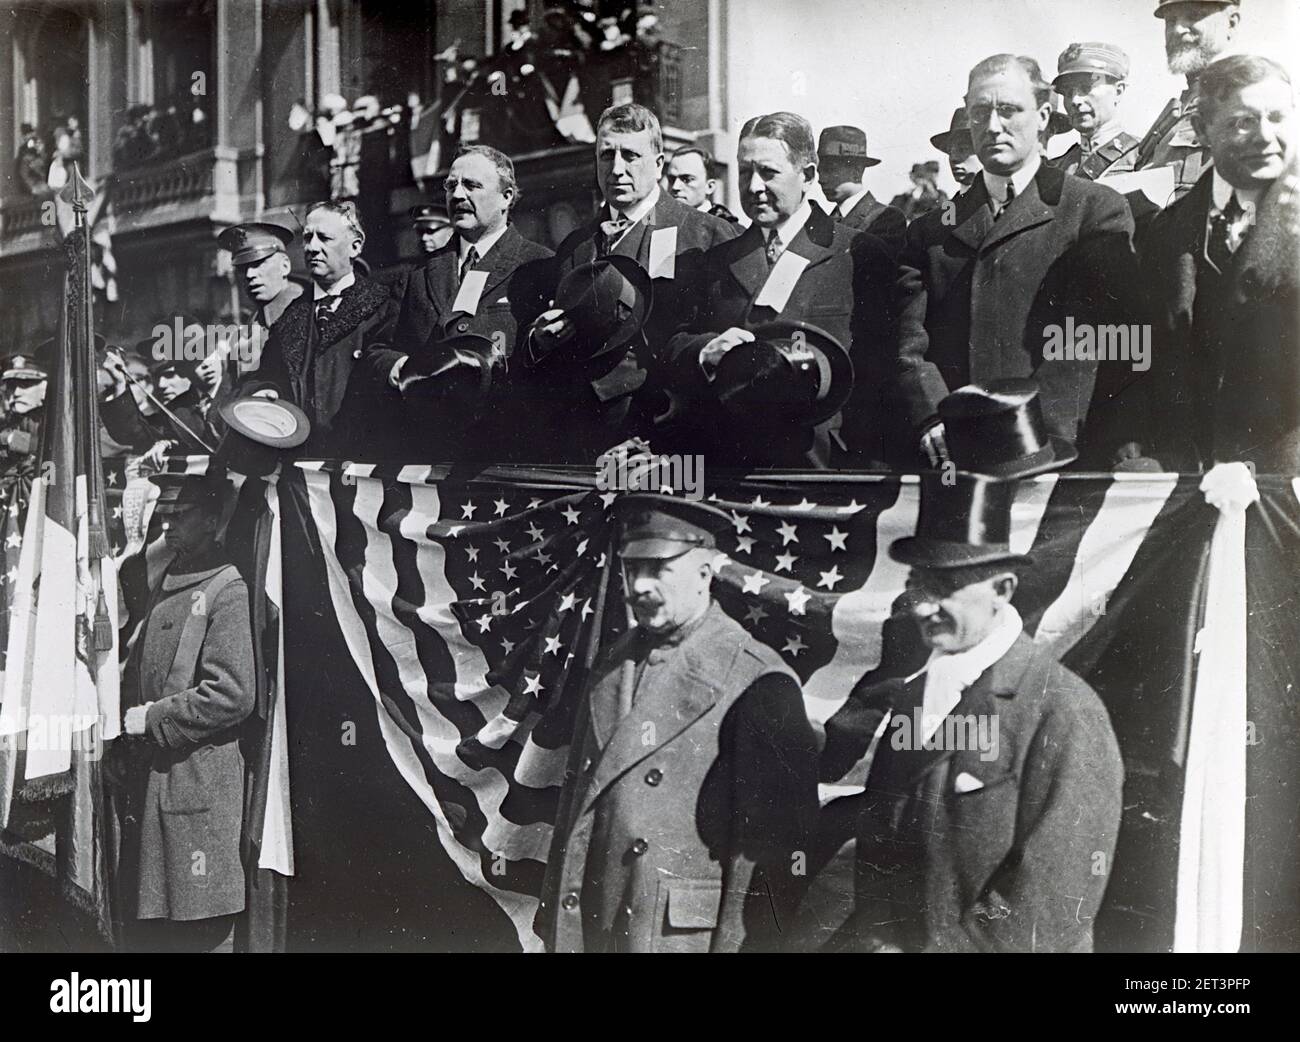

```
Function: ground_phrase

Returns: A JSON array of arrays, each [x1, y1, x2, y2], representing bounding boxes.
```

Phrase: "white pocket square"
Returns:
[[954, 771, 984, 793], [495, 296, 509, 303]]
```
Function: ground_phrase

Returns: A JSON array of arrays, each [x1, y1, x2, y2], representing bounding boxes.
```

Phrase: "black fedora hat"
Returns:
[[890, 471, 1032, 570], [817, 125, 882, 168], [930, 107, 974, 155], [713, 320, 853, 427], [401, 332, 503, 400], [531, 255, 652, 366], [939, 378, 1077, 479], [216, 393, 311, 476]]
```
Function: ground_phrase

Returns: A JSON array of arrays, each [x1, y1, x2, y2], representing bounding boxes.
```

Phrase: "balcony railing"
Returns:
[[109, 145, 252, 234]]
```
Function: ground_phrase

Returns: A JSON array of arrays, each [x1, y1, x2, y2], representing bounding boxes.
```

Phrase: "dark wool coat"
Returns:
[[833, 192, 908, 258], [537, 602, 819, 952], [821, 632, 1124, 952], [122, 561, 256, 922]]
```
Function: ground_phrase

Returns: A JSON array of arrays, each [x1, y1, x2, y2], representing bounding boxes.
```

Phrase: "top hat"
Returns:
[[713, 320, 853, 428], [531, 255, 652, 366], [939, 379, 1078, 479], [401, 332, 503, 400], [508, 8, 531, 28], [217, 222, 293, 266], [147, 470, 233, 515], [1053, 42, 1131, 87], [930, 108, 975, 155], [216, 393, 311, 476], [1154, 0, 1237, 17], [817, 125, 882, 168], [615, 493, 734, 560], [889, 472, 1032, 570], [410, 204, 450, 227]]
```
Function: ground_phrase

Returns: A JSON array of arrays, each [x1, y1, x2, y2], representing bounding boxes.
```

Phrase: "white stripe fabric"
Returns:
[[258, 473, 294, 876]]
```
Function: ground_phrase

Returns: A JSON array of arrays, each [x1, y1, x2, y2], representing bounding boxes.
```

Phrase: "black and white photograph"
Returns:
[[0, 0, 1296, 1004]]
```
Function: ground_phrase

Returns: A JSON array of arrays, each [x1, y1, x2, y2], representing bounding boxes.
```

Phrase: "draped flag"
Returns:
[[280, 462, 1299, 952], [0, 164, 120, 934]]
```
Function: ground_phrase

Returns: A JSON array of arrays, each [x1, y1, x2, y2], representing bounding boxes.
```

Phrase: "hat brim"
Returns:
[[720, 319, 854, 427], [957, 436, 1078, 479], [219, 395, 311, 449], [888, 537, 1033, 570], [618, 537, 706, 560], [550, 255, 654, 364]]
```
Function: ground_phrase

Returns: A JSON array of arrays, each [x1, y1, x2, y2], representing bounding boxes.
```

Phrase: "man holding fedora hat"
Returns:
[[529, 103, 736, 462], [820, 468, 1123, 952], [817, 125, 907, 258], [538, 494, 818, 952], [663, 110, 897, 468]]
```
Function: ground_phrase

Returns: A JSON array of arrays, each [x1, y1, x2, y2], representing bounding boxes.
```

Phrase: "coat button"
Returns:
[[562, 892, 579, 910], [352, 348, 362, 358], [630, 838, 648, 856], [456, 320, 469, 333], [644, 768, 662, 786], [582, 757, 595, 773]]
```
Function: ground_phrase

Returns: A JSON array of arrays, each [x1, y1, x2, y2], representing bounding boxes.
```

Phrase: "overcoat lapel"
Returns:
[[424, 241, 460, 316]]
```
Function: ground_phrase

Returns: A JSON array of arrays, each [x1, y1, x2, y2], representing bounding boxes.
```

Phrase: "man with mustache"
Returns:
[[529, 103, 736, 462], [367, 145, 552, 460], [241, 201, 398, 458], [820, 471, 1123, 952], [894, 54, 1137, 470], [539, 496, 818, 952], [1135, 0, 1242, 200], [1048, 43, 1140, 181], [1142, 55, 1299, 475]]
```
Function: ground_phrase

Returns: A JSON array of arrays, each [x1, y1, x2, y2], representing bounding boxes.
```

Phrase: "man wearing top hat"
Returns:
[[529, 103, 736, 460], [538, 495, 818, 952], [817, 126, 907, 258], [894, 54, 1137, 470], [931, 108, 982, 193], [1049, 43, 1141, 182], [114, 471, 255, 952], [662, 110, 897, 468], [365, 145, 552, 460], [241, 200, 398, 459], [819, 422, 1122, 951], [1134, 1, 1242, 202]]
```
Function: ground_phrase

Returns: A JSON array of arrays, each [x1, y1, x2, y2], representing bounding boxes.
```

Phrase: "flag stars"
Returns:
[[733, 535, 755, 555], [783, 633, 807, 657], [465, 544, 480, 562], [561, 504, 582, 525], [476, 614, 492, 633], [468, 571, 486, 591], [493, 498, 510, 517], [599, 491, 618, 508], [576, 538, 589, 556], [741, 570, 770, 595], [460, 501, 477, 519], [446, 524, 465, 538], [523, 673, 543, 696], [500, 638, 516, 655], [824, 526, 848, 551], [580, 598, 594, 620], [493, 537, 511, 553], [526, 522, 545, 542], [777, 520, 799, 545], [536, 550, 553, 566], [5, 532, 20, 549], [774, 551, 797, 573], [557, 592, 577, 613], [499, 560, 518, 581], [544, 635, 563, 656], [743, 604, 768, 625], [106, 471, 118, 487], [527, 498, 542, 510], [817, 565, 844, 591], [837, 499, 864, 514], [784, 587, 811, 616], [795, 498, 818, 511], [730, 511, 752, 534], [750, 495, 771, 508], [112, 505, 123, 519]]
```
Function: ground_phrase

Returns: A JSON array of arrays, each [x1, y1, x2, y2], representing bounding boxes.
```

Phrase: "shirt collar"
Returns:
[[921, 602, 1024, 689], [769, 198, 813, 247], [1079, 120, 1125, 155], [312, 270, 355, 301], [1211, 169, 1262, 215], [695, 199, 714, 213], [458, 223, 508, 265], [982, 152, 1040, 206], [609, 184, 660, 226], [837, 186, 870, 217]]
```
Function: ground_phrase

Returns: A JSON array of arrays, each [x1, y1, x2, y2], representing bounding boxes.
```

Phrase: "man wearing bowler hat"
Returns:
[[531, 103, 736, 460], [114, 470, 255, 952], [817, 125, 907, 258], [1049, 43, 1140, 182], [367, 145, 553, 460], [538, 495, 818, 952], [820, 469, 1123, 952], [931, 108, 982, 192], [663, 111, 897, 468]]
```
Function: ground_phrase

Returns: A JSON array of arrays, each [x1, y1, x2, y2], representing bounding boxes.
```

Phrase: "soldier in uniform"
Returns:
[[218, 221, 304, 377], [411, 204, 454, 257], [115, 470, 255, 953], [817, 125, 907, 257], [0, 348, 48, 551], [664, 146, 739, 223], [1049, 43, 1140, 181], [1134, 0, 1242, 201], [538, 496, 818, 952]]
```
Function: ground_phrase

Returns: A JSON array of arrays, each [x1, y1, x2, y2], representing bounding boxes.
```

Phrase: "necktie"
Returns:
[[765, 229, 783, 268], [314, 296, 337, 331], [599, 216, 631, 256], [995, 181, 1016, 220], [458, 246, 479, 285], [1207, 194, 1245, 273]]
